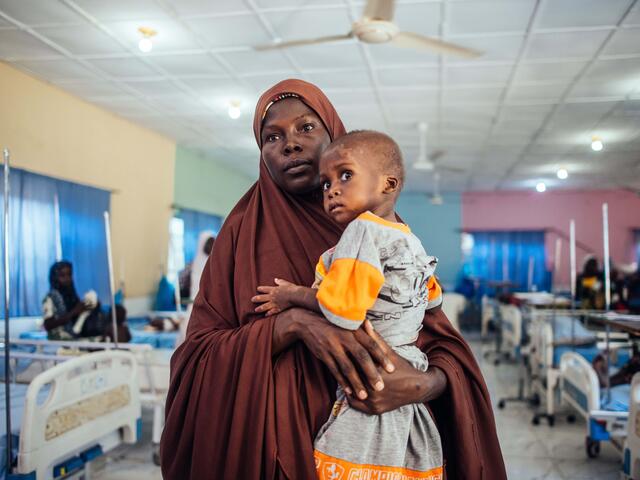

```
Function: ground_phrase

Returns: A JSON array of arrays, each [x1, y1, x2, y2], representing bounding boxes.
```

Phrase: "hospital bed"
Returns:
[[15, 311, 182, 350], [559, 313, 638, 458], [560, 351, 630, 458], [622, 373, 640, 480], [4, 339, 171, 465], [529, 309, 630, 427], [1, 350, 141, 479]]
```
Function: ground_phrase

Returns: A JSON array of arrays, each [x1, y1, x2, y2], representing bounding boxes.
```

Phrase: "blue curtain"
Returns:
[[176, 209, 222, 264], [635, 230, 640, 263], [57, 180, 110, 304], [0, 167, 110, 316], [0, 170, 58, 316], [467, 230, 551, 293]]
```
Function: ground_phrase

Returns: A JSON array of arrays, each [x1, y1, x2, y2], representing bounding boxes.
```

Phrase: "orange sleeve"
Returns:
[[426, 276, 443, 309], [316, 220, 385, 330]]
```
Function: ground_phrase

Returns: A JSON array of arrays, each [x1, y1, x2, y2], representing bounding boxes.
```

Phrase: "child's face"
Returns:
[[319, 146, 388, 224]]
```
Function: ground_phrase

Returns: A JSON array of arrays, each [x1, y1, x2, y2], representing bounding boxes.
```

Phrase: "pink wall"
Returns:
[[462, 190, 640, 287]]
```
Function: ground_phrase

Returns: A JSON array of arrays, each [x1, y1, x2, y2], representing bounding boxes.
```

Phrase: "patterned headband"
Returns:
[[262, 92, 300, 120]]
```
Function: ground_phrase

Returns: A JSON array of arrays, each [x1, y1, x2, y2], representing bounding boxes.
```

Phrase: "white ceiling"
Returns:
[[1, 0, 639, 193]]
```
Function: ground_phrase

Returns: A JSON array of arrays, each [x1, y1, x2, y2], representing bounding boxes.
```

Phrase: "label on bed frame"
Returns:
[[45, 385, 131, 441]]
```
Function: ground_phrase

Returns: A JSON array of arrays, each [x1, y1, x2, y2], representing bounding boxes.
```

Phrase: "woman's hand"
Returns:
[[346, 321, 448, 414], [347, 352, 447, 414], [272, 308, 395, 400]]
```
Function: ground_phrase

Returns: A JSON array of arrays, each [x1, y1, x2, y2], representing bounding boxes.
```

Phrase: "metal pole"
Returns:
[[103, 212, 118, 347], [602, 203, 612, 402], [553, 238, 562, 291], [602, 203, 611, 311], [53, 192, 62, 261], [3, 148, 12, 473], [527, 256, 534, 291], [569, 220, 576, 353], [569, 220, 576, 309]]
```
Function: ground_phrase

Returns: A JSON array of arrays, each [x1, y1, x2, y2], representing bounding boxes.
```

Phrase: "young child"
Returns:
[[253, 130, 443, 480]]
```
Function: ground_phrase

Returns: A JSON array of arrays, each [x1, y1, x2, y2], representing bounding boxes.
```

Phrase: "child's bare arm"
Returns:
[[252, 278, 321, 316]]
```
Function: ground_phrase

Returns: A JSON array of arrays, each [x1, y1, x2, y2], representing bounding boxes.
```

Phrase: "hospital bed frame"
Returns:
[[5, 339, 169, 465], [5, 350, 140, 479], [622, 373, 640, 479], [560, 351, 628, 458]]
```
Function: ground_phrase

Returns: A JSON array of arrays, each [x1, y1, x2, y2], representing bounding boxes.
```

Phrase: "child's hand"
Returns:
[[251, 278, 298, 316]]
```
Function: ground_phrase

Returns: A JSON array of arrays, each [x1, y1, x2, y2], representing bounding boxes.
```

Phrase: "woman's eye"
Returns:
[[266, 134, 279, 143], [340, 171, 352, 181], [302, 123, 314, 132], [322, 181, 330, 191]]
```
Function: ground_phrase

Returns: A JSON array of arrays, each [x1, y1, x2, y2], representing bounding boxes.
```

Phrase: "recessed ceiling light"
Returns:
[[228, 101, 241, 119], [536, 182, 546, 193], [591, 135, 603, 151], [557, 168, 568, 180], [138, 26, 157, 53]]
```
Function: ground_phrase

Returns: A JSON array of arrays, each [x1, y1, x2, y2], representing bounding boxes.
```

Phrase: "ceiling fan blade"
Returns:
[[392, 31, 483, 58], [254, 33, 352, 51], [428, 149, 446, 163], [363, 0, 396, 21]]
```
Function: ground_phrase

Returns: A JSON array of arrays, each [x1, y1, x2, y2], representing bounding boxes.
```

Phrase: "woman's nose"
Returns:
[[283, 142, 302, 155]]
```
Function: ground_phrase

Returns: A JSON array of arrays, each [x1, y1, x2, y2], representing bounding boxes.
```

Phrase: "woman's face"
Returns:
[[260, 98, 331, 194]]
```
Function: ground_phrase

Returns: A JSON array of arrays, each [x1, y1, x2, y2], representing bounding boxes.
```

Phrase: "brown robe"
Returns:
[[160, 79, 506, 480]]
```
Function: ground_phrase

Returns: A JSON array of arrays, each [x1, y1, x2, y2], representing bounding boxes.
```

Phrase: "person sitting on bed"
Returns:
[[42, 261, 105, 340], [103, 305, 132, 343]]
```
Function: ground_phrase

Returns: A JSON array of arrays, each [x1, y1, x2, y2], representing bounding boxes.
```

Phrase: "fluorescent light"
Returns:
[[228, 104, 241, 119], [138, 37, 153, 53], [591, 136, 603, 151], [557, 168, 568, 180], [536, 182, 546, 193]]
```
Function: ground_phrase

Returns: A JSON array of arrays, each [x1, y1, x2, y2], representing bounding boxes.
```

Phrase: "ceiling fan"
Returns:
[[254, 0, 482, 58], [412, 122, 465, 174]]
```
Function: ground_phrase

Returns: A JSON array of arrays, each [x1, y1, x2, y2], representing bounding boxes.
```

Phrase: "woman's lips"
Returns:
[[284, 159, 312, 175]]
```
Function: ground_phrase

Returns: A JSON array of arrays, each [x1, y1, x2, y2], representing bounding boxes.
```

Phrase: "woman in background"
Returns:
[[43, 261, 103, 340]]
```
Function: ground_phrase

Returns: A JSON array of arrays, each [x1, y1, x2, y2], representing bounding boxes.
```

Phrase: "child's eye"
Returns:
[[340, 171, 352, 181], [321, 180, 330, 191], [302, 123, 314, 132]]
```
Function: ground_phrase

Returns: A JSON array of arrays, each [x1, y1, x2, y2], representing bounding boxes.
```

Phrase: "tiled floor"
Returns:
[[94, 339, 624, 479]]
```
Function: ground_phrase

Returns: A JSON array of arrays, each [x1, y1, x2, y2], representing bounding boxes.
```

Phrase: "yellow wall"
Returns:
[[0, 61, 176, 298]]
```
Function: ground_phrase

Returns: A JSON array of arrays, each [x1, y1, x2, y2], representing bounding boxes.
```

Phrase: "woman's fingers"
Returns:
[[320, 355, 352, 396], [255, 301, 276, 313], [333, 352, 368, 400], [346, 342, 385, 393], [265, 307, 281, 317], [256, 286, 275, 294], [357, 321, 395, 373]]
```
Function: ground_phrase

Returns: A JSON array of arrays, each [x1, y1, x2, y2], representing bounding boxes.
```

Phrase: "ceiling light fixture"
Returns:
[[138, 27, 157, 53], [591, 135, 603, 152], [536, 182, 546, 193], [557, 168, 568, 180], [228, 101, 241, 119]]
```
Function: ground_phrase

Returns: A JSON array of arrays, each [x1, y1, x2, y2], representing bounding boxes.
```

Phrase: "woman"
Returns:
[[161, 80, 505, 479], [43, 261, 103, 340]]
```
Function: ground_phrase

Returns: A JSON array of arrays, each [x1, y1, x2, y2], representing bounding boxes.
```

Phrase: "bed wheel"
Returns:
[[532, 416, 540, 425], [567, 414, 576, 424], [153, 445, 161, 466], [586, 438, 600, 458], [493, 359, 500, 366], [531, 394, 541, 407], [498, 400, 506, 409], [547, 415, 555, 427]]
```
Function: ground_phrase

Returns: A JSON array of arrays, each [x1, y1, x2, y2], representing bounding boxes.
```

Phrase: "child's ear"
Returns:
[[383, 176, 399, 194]]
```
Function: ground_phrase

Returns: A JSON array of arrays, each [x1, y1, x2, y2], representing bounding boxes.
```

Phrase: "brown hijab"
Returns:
[[160, 79, 506, 479]]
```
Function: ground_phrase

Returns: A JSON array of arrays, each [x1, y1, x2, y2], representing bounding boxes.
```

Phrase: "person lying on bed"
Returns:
[[42, 261, 106, 340]]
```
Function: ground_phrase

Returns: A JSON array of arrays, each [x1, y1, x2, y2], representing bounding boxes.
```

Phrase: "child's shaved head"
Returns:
[[324, 130, 405, 190]]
